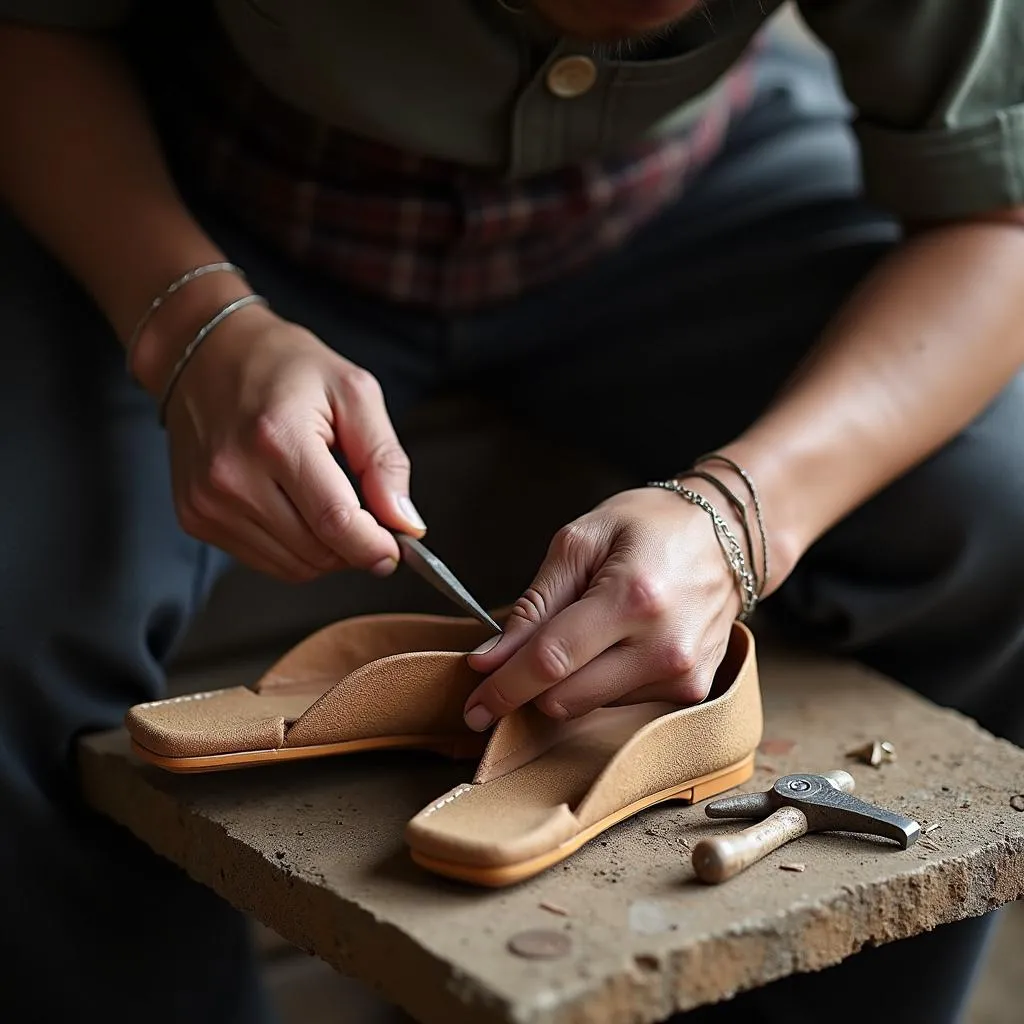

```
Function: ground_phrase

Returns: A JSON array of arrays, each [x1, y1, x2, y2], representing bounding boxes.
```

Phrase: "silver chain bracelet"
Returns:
[[693, 452, 769, 595], [647, 479, 758, 621], [675, 468, 761, 596], [157, 294, 268, 427]]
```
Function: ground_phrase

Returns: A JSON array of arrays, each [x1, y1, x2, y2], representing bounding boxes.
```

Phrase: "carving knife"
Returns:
[[394, 533, 503, 636]]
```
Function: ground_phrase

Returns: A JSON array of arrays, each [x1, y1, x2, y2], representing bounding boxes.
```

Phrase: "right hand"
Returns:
[[159, 302, 424, 582]]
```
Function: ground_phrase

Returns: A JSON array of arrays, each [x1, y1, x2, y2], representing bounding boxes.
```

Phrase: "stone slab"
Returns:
[[79, 644, 1024, 1024]]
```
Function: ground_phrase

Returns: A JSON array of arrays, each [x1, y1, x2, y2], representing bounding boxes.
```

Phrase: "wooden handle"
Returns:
[[691, 806, 809, 883]]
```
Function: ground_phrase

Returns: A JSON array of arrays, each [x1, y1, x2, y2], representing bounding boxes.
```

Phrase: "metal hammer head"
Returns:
[[706, 769, 920, 849]]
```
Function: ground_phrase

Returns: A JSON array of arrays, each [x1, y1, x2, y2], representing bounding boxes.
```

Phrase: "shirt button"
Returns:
[[546, 55, 598, 99]]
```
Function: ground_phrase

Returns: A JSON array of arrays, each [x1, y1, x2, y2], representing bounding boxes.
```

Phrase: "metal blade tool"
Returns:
[[394, 533, 503, 637]]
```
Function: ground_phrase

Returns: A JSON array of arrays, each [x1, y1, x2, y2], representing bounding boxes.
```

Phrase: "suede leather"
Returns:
[[125, 612, 497, 759], [576, 627, 761, 828], [405, 622, 761, 868]]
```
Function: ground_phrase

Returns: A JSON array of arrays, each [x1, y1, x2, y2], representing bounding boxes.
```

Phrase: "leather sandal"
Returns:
[[405, 621, 762, 887], [125, 612, 499, 772]]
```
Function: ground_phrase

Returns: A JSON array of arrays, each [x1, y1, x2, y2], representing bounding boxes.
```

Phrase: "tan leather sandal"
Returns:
[[125, 612, 499, 772], [405, 621, 762, 887]]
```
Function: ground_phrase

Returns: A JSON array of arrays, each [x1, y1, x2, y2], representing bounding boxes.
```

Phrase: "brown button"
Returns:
[[546, 55, 598, 99]]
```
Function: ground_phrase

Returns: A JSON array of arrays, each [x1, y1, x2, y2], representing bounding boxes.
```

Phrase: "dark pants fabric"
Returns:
[[1, 36, 1020, 1024]]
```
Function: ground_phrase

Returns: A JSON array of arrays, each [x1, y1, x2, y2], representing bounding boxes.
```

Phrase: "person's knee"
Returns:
[[810, 379, 1024, 606], [0, 528, 212, 787], [924, 410, 1024, 589], [777, 381, 1024, 740]]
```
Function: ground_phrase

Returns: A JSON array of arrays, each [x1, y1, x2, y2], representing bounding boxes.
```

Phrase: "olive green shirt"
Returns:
[[4, 1, 1024, 220]]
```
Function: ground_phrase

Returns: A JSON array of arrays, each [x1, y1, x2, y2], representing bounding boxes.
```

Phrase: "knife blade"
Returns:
[[394, 533, 503, 636]]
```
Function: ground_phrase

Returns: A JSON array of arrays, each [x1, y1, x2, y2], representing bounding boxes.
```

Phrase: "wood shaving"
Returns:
[[539, 902, 569, 917], [758, 738, 796, 756], [922, 823, 942, 835], [847, 740, 897, 767], [779, 863, 806, 872]]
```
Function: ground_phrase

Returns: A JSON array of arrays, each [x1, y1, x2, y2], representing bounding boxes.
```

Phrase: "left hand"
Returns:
[[463, 485, 744, 732]]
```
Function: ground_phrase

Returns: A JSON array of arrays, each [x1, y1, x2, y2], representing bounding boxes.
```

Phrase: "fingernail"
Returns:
[[398, 496, 427, 532], [464, 705, 494, 732], [471, 635, 502, 656], [371, 556, 398, 577]]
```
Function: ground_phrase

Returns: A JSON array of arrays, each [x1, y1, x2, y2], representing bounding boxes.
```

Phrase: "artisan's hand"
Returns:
[[161, 302, 424, 582], [463, 487, 741, 730]]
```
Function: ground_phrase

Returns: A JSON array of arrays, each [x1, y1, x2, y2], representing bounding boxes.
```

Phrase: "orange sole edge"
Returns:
[[408, 753, 756, 888], [129, 733, 488, 773]]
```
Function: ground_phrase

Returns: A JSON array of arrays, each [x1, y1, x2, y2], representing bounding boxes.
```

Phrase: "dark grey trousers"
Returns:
[[1, 38, 1020, 1024]]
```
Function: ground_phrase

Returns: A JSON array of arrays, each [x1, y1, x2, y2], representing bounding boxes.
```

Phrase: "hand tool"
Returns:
[[691, 769, 920, 883], [394, 533, 503, 636]]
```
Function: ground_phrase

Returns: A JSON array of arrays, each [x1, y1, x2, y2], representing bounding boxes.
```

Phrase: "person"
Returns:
[[1, 1, 1021, 1022]]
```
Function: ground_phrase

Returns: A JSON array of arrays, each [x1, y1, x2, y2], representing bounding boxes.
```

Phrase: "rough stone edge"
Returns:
[[77, 738, 512, 1024], [79, 732, 1024, 1024], [517, 840, 1024, 1024]]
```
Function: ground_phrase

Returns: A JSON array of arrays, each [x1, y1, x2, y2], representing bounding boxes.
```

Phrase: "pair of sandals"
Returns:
[[126, 612, 762, 887]]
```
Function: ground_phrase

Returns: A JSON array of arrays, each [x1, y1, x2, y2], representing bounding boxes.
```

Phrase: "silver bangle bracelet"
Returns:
[[647, 479, 759, 621], [125, 262, 247, 376], [157, 294, 268, 427]]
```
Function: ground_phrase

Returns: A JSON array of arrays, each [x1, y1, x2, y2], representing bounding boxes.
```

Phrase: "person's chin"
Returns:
[[533, 0, 701, 41]]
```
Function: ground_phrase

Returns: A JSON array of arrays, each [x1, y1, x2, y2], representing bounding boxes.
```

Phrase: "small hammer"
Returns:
[[691, 770, 921, 884]]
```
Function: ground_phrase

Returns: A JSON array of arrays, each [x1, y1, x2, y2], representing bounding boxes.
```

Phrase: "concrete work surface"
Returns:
[[78, 643, 1024, 1024]]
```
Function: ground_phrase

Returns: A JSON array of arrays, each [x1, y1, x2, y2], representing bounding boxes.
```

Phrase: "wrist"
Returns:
[[129, 266, 257, 398], [645, 479, 757, 620], [684, 440, 809, 598]]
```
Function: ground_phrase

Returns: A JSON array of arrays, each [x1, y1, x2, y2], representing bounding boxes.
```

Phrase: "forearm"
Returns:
[[719, 213, 1024, 591], [0, 23, 249, 392]]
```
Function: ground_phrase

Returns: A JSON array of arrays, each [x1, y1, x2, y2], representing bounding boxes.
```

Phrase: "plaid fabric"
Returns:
[[168, 30, 755, 312]]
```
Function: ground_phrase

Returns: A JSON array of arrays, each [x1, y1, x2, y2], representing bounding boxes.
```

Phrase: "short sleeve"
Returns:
[[797, 0, 1024, 220], [0, 1, 135, 29]]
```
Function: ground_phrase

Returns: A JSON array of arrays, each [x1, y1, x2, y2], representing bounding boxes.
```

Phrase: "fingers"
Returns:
[[612, 632, 727, 708], [463, 514, 730, 728], [178, 445, 363, 579], [331, 364, 426, 535], [166, 322, 419, 575], [185, 514, 324, 583], [530, 645, 653, 720], [467, 521, 607, 677], [466, 623, 718, 730], [177, 457, 326, 581], [462, 593, 628, 731], [221, 473, 349, 574], [252, 482, 348, 573], [555, 639, 714, 718], [251, 415, 401, 572]]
